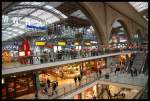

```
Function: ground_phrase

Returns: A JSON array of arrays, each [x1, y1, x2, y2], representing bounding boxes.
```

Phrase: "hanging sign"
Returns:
[[74, 42, 79, 46], [27, 25, 48, 30], [58, 42, 66, 46], [35, 42, 46, 46]]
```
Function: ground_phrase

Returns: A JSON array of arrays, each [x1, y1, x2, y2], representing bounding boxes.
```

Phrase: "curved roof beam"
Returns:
[[5, 5, 64, 19]]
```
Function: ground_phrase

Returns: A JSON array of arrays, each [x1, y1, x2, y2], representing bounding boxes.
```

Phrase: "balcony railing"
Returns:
[[2, 48, 139, 69], [35, 68, 147, 99]]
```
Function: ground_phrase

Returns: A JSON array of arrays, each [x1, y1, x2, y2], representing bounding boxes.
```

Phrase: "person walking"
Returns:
[[134, 68, 138, 76], [78, 75, 81, 86], [93, 95, 96, 99], [99, 69, 102, 78], [131, 68, 134, 77], [107, 89, 112, 99], [74, 76, 77, 86], [55, 81, 58, 94], [47, 79, 51, 88], [96, 69, 99, 78], [44, 84, 48, 95], [52, 82, 57, 95]]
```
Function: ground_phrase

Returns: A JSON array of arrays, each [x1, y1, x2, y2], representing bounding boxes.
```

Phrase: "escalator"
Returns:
[[126, 53, 137, 73], [126, 52, 146, 73], [142, 55, 148, 74]]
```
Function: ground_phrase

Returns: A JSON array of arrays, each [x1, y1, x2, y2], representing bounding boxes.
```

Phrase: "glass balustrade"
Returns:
[[2, 49, 139, 69]]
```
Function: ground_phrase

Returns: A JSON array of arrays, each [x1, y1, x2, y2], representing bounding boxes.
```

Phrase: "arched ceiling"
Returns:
[[2, 2, 90, 42], [129, 2, 148, 21], [2, 2, 67, 41]]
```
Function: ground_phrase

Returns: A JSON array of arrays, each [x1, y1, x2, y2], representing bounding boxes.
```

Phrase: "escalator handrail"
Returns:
[[140, 53, 147, 73]]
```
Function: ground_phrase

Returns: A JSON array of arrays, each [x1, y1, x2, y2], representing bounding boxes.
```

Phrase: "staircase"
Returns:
[[131, 52, 146, 73]]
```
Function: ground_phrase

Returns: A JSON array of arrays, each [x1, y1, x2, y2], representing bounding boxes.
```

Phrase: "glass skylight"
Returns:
[[19, 2, 45, 6], [21, 17, 43, 25], [46, 16, 60, 24], [8, 8, 35, 15], [129, 2, 148, 12], [112, 21, 122, 28], [71, 10, 87, 20], [44, 5, 68, 18], [2, 2, 67, 41]]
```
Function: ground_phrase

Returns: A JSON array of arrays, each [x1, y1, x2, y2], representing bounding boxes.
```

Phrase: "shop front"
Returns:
[[72, 84, 98, 99], [2, 73, 35, 99], [38, 58, 107, 81]]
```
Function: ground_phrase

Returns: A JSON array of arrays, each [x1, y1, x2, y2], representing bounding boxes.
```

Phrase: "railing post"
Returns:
[[63, 87, 65, 96], [86, 78, 87, 84]]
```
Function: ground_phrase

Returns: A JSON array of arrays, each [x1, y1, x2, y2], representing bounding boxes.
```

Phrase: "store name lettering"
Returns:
[[3, 45, 18, 50], [27, 25, 48, 30]]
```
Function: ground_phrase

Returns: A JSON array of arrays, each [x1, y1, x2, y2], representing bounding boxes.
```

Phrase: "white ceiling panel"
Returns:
[[71, 10, 88, 20], [19, 2, 45, 6], [129, 2, 148, 12]]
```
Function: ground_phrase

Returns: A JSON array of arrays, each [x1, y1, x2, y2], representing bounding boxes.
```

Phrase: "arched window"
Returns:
[[109, 20, 129, 50]]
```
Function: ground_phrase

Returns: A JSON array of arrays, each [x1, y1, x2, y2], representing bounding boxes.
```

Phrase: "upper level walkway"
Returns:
[[2, 50, 136, 75]]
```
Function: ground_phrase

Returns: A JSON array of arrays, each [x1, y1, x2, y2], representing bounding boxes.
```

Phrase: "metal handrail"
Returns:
[[140, 53, 147, 73], [37, 70, 111, 99], [2, 49, 138, 69]]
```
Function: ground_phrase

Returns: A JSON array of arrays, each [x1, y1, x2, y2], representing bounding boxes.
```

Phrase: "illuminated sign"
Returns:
[[19, 51, 25, 56], [85, 43, 91, 46], [58, 42, 66, 46], [35, 42, 46, 46], [2, 78, 4, 84], [27, 25, 48, 30], [74, 42, 79, 46]]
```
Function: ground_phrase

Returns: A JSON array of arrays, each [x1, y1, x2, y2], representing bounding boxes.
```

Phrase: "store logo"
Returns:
[[27, 25, 48, 30]]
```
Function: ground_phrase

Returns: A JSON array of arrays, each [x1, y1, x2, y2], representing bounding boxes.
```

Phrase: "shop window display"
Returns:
[[16, 78, 29, 97], [2, 74, 35, 99], [82, 88, 94, 99], [56, 64, 81, 79], [2, 50, 12, 64], [2, 79, 6, 99], [7, 79, 15, 98]]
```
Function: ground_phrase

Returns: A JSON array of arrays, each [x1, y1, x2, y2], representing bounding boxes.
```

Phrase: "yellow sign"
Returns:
[[58, 42, 66, 46], [36, 42, 46, 46], [85, 43, 91, 46], [74, 42, 79, 46]]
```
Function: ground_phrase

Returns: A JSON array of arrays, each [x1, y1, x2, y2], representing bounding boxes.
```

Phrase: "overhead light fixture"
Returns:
[[2, 78, 4, 84]]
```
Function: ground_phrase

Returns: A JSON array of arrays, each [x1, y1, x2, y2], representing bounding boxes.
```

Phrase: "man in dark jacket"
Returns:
[[78, 75, 81, 86], [52, 82, 57, 95], [47, 79, 51, 88], [131, 68, 134, 77], [99, 69, 102, 77], [74, 76, 77, 85], [134, 68, 138, 76]]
